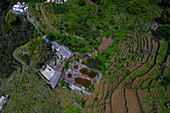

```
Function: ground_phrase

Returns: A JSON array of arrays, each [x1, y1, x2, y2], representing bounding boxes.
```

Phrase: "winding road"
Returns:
[[12, 45, 26, 68]]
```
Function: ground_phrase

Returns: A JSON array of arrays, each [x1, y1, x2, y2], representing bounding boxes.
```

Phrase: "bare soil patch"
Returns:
[[111, 89, 126, 113], [98, 37, 114, 52], [125, 89, 140, 113]]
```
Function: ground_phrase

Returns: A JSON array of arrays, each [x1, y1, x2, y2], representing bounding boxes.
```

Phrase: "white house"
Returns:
[[0, 95, 8, 111], [46, 0, 67, 3], [10, 2, 29, 14]]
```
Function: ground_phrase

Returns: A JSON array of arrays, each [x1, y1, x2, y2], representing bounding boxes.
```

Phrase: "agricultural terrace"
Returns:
[[4, 60, 82, 113], [4, 0, 170, 112]]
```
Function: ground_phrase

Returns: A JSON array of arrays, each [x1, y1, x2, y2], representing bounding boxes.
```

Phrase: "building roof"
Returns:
[[51, 41, 61, 50], [41, 66, 55, 81], [56, 46, 73, 59], [13, 5, 20, 8], [11, 2, 29, 14], [45, 59, 55, 69], [0, 96, 5, 104], [50, 71, 62, 88]]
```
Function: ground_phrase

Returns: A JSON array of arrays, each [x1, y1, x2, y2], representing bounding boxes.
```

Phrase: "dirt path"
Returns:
[[5, 44, 27, 112], [12, 45, 27, 68]]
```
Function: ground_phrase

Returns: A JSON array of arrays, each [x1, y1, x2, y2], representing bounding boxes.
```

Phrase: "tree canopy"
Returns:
[[152, 25, 170, 42], [158, 0, 170, 9], [35, 44, 53, 62], [25, 36, 48, 59], [128, 0, 149, 15], [160, 8, 170, 24], [5, 12, 20, 31]]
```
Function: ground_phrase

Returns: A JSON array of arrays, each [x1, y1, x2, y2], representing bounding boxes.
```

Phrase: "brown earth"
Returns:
[[98, 37, 114, 52]]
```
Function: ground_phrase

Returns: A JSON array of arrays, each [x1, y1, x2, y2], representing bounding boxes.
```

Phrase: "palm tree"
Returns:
[[34, 44, 53, 62]]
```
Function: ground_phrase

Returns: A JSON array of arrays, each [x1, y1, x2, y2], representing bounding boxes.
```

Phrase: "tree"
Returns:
[[5, 12, 20, 31], [158, 0, 170, 9], [160, 8, 170, 24], [34, 44, 53, 62], [152, 25, 170, 42], [128, 0, 149, 15], [78, 0, 86, 6], [26, 37, 44, 56]]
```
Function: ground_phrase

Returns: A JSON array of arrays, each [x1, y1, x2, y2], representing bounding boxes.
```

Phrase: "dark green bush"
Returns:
[[78, 0, 86, 6], [128, 0, 149, 15], [152, 25, 170, 42], [160, 8, 170, 24], [19, 39, 27, 46], [158, 0, 170, 9], [35, 61, 43, 69]]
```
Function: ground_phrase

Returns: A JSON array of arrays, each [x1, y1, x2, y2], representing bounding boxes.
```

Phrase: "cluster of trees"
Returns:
[[44, 3, 69, 15], [152, 25, 170, 42], [127, 0, 149, 15], [158, 0, 170, 9], [4, 12, 20, 33], [153, 0, 170, 42], [0, 13, 37, 79], [54, 33, 97, 54], [82, 57, 103, 71], [160, 8, 170, 24], [25, 37, 53, 62], [78, 0, 86, 6]]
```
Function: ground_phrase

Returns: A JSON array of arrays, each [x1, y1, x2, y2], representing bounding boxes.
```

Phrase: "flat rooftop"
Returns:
[[37, 57, 64, 89], [41, 66, 55, 81]]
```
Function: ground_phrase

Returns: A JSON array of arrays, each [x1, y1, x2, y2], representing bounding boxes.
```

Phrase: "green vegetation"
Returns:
[[89, 84, 95, 92], [78, 0, 86, 6], [152, 25, 170, 42], [35, 44, 53, 62], [25, 36, 53, 62], [160, 8, 170, 24], [127, 0, 149, 15], [72, 90, 85, 108], [1, 0, 170, 112], [5, 12, 20, 32], [158, 0, 170, 9]]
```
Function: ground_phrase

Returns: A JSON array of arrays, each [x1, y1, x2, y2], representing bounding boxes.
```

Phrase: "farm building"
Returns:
[[37, 56, 64, 89], [55, 45, 74, 60], [51, 41, 74, 61], [51, 41, 61, 51], [9, 2, 29, 14]]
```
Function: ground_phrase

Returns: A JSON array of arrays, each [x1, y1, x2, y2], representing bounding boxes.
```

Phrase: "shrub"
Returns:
[[152, 25, 170, 42], [128, 0, 149, 15], [5, 12, 20, 31], [78, 0, 86, 6], [158, 0, 170, 9], [160, 8, 170, 24], [89, 84, 95, 92], [19, 39, 27, 46], [35, 61, 43, 69]]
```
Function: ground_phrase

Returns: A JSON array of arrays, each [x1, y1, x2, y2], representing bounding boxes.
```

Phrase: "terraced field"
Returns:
[[83, 33, 169, 113], [4, 0, 169, 113]]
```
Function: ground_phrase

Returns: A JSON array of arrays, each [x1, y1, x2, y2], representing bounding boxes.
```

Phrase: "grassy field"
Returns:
[[4, 0, 170, 112]]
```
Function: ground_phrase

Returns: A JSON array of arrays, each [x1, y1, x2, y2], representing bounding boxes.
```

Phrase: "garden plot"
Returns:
[[125, 89, 140, 113], [111, 89, 126, 113], [98, 37, 114, 52]]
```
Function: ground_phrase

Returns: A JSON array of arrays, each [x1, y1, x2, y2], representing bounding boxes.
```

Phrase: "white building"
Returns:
[[0, 95, 8, 111], [10, 2, 29, 14], [46, 0, 67, 4]]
